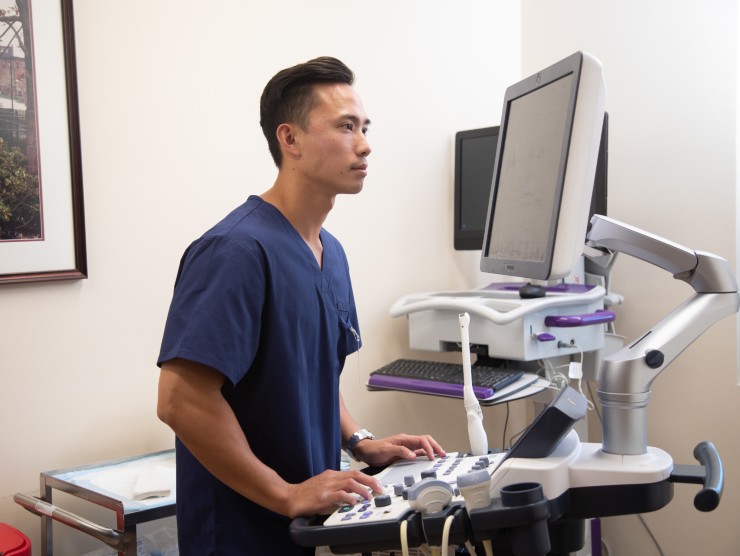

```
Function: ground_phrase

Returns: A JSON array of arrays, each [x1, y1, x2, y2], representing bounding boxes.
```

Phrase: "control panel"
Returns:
[[323, 451, 505, 526]]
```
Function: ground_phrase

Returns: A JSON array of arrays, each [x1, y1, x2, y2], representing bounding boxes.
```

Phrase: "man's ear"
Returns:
[[276, 123, 301, 159]]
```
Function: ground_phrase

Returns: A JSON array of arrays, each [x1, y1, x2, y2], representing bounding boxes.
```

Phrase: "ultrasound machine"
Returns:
[[290, 51, 738, 555]]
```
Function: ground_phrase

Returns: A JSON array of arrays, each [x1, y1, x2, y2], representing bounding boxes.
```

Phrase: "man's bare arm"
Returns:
[[158, 358, 381, 517]]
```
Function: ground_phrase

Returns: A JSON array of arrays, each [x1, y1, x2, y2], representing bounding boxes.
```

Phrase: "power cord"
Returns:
[[501, 403, 509, 450], [586, 381, 602, 423], [538, 348, 594, 410], [637, 514, 664, 556], [564, 344, 595, 411]]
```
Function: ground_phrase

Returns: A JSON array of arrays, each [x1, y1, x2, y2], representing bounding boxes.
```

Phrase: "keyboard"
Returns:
[[368, 359, 524, 400]]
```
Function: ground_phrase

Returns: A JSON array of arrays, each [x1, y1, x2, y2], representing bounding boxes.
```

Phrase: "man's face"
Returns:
[[293, 83, 372, 197]]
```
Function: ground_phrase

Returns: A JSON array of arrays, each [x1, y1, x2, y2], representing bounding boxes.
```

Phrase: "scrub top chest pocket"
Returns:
[[336, 301, 361, 359]]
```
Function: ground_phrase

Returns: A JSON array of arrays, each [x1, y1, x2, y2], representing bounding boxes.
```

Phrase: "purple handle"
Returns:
[[544, 310, 616, 328]]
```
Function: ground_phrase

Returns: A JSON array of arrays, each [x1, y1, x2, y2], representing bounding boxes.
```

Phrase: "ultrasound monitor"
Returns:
[[479, 51, 606, 280], [454, 113, 607, 252]]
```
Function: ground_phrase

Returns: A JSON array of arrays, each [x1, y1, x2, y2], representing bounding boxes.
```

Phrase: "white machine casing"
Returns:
[[490, 431, 673, 502], [320, 431, 674, 529], [391, 285, 607, 361]]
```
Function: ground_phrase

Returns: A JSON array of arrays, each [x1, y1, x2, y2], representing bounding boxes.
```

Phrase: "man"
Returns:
[[157, 56, 445, 554]]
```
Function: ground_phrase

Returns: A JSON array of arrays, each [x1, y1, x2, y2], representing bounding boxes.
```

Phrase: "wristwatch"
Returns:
[[346, 428, 375, 461]]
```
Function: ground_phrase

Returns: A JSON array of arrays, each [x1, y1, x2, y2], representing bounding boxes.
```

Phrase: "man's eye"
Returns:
[[343, 123, 354, 131]]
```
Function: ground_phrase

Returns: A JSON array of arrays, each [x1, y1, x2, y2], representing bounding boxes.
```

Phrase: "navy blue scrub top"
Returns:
[[158, 195, 361, 555]]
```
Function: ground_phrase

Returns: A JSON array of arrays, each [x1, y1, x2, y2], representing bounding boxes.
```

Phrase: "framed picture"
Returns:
[[0, 0, 85, 284]]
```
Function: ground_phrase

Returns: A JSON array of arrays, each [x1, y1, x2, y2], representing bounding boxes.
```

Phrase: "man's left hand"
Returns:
[[352, 433, 445, 467]]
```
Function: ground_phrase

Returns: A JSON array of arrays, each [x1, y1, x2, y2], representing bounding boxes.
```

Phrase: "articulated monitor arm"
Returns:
[[587, 215, 737, 293], [585, 215, 739, 455]]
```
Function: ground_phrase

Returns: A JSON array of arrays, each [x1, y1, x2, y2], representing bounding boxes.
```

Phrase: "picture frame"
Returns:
[[0, 0, 86, 285]]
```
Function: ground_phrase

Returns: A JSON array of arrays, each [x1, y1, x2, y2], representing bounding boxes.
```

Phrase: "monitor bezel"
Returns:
[[480, 51, 605, 281], [590, 112, 608, 221]]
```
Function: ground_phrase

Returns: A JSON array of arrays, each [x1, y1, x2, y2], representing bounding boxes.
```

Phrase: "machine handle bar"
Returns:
[[543, 310, 615, 327], [13, 492, 124, 550], [692, 441, 723, 512], [669, 441, 723, 512]]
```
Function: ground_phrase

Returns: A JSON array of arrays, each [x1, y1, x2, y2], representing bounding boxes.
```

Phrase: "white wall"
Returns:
[[521, 0, 738, 554], [0, 0, 522, 553]]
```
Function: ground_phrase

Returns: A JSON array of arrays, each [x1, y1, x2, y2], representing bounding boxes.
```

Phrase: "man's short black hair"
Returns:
[[260, 56, 355, 168]]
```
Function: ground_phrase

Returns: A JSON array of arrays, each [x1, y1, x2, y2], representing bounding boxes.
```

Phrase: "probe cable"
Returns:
[[439, 513, 455, 555], [400, 519, 410, 556]]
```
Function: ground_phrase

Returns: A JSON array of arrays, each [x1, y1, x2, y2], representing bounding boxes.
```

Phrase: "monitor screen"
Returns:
[[454, 126, 500, 250], [480, 51, 606, 280], [454, 114, 608, 252]]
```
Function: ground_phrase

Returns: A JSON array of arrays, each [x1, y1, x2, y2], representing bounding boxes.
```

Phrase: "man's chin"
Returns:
[[342, 183, 364, 195]]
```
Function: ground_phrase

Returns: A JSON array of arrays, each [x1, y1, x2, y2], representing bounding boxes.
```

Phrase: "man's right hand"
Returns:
[[284, 469, 384, 518]]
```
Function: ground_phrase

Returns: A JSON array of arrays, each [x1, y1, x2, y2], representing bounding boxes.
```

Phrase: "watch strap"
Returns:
[[346, 428, 375, 461]]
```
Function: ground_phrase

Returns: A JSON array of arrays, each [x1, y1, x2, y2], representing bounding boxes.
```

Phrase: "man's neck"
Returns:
[[260, 180, 334, 267]]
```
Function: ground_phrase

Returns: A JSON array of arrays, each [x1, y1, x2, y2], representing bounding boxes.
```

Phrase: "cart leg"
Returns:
[[119, 516, 138, 555], [40, 479, 52, 556]]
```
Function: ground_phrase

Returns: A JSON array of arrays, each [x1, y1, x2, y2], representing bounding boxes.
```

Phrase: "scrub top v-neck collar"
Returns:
[[254, 196, 332, 275]]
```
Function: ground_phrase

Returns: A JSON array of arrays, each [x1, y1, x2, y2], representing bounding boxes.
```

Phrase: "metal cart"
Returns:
[[15, 450, 176, 556]]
